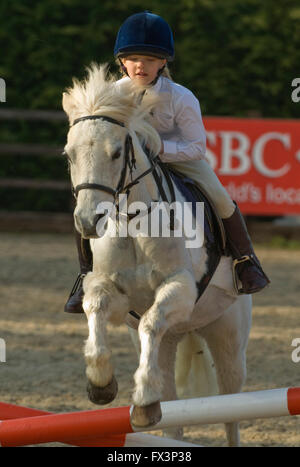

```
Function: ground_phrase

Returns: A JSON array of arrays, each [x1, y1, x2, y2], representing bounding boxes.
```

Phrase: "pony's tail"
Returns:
[[175, 332, 218, 399]]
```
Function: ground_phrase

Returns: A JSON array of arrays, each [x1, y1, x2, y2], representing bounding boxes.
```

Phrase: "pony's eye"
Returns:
[[112, 149, 121, 160]]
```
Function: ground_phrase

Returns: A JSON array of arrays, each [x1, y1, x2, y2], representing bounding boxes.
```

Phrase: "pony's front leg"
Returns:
[[84, 309, 118, 404], [82, 273, 125, 405], [82, 272, 130, 404], [131, 270, 197, 428]]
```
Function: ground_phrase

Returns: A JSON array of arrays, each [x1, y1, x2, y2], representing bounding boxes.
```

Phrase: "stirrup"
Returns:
[[232, 254, 270, 295], [232, 255, 251, 295], [68, 273, 86, 299]]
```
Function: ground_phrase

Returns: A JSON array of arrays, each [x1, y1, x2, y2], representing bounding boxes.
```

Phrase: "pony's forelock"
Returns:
[[64, 63, 162, 156], [65, 63, 135, 123]]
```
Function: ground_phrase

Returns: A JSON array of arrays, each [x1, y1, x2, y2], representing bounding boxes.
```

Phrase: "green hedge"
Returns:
[[1, 0, 299, 212]]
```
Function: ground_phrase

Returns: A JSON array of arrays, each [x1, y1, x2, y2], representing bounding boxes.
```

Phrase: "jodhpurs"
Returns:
[[166, 159, 235, 219]]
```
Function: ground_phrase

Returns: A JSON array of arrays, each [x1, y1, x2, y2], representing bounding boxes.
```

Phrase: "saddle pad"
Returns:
[[168, 170, 218, 246], [168, 169, 223, 302]]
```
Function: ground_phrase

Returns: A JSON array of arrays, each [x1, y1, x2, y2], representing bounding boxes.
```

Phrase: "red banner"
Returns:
[[203, 116, 300, 215]]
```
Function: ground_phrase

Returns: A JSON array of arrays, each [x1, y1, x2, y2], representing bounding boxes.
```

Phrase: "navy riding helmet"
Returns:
[[114, 11, 175, 61]]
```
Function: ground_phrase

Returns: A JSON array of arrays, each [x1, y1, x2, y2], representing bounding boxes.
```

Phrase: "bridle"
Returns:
[[69, 114, 175, 215], [72, 115, 137, 200]]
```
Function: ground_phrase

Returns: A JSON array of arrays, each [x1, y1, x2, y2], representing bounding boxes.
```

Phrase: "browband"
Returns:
[[72, 115, 125, 128]]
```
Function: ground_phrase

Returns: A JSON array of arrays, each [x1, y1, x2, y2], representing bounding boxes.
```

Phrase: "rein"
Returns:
[[70, 114, 175, 219]]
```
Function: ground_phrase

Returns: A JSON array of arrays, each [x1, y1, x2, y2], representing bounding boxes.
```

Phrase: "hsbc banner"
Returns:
[[203, 117, 300, 215]]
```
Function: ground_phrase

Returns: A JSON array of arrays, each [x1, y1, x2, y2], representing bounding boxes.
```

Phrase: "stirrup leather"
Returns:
[[68, 273, 86, 299]]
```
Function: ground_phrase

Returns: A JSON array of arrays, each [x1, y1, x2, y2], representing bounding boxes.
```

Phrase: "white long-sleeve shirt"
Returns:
[[117, 76, 207, 162]]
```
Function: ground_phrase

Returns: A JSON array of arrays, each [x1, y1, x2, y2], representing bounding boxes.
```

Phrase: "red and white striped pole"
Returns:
[[0, 401, 197, 447], [1, 387, 300, 447]]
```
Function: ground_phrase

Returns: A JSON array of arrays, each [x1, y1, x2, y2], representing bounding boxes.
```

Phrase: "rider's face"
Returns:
[[122, 55, 166, 86]]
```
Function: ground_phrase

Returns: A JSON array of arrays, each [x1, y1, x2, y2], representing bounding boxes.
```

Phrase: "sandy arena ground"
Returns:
[[0, 232, 300, 447]]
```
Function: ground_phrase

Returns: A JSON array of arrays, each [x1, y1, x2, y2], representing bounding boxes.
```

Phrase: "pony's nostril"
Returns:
[[94, 212, 109, 237], [74, 213, 82, 231], [95, 212, 106, 224]]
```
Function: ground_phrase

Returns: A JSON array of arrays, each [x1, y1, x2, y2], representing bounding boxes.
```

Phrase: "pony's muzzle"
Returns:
[[74, 210, 102, 238]]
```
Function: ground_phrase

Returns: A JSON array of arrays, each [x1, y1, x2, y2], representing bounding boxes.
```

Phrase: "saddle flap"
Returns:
[[165, 166, 226, 253], [162, 166, 226, 302]]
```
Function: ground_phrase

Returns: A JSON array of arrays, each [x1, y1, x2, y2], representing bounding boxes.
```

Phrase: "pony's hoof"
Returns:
[[130, 401, 162, 428], [87, 376, 118, 405]]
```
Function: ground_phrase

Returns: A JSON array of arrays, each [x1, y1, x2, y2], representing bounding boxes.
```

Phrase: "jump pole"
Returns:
[[1, 387, 300, 447], [0, 402, 197, 448]]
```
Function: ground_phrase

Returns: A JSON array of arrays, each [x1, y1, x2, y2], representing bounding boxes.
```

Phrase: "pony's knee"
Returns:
[[154, 270, 197, 317], [82, 272, 130, 324]]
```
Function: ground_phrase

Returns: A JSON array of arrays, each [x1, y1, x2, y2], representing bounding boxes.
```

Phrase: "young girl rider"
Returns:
[[65, 11, 269, 313]]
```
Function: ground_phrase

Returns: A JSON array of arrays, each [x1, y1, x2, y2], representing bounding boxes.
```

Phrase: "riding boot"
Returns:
[[222, 203, 270, 295], [64, 230, 93, 313]]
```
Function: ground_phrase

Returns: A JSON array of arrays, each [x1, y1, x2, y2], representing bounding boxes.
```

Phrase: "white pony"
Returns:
[[62, 64, 252, 446]]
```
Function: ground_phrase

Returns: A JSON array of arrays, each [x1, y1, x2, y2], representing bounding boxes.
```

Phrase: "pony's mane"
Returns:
[[66, 63, 135, 122], [64, 63, 161, 155]]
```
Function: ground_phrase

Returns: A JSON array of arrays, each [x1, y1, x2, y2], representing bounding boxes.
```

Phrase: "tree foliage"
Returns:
[[0, 0, 299, 211], [1, 0, 299, 117]]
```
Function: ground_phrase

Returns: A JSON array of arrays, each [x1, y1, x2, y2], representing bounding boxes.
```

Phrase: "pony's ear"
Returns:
[[62, 92, 77, 122]]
